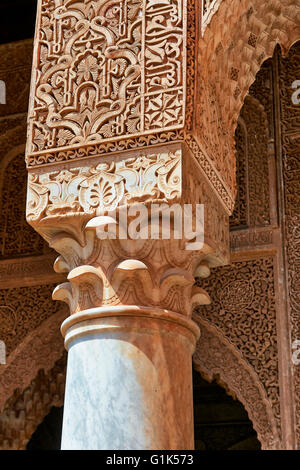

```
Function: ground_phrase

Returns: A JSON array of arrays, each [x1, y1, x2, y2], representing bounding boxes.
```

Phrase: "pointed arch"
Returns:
[[193, 317, 281, 449], [194, 0, 300, 203]]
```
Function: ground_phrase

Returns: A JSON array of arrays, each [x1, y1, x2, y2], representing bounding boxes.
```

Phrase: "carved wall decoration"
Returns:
[[248, 59, 274, 138], [230, 96, 271, 230], [27, 147, 181, 221], [230, 121, 247, 228], [240, 97, 270, 227], [27, 0, 186, 155], [230, 228, 274, 252], [193, 318, 280, 450], [278, 42, 300, 447], [0, 354, 66, 450], [0, 118, 27, 166], [0, 255, 65, 290], [0, 40, 64, 288], [0, 284, 62, 356], [195, 0, 300, 207], [193, 80, 235, 194], [194, 257, 281, 437], [0, 152, 44, 258], [0, 310, 66, 413]]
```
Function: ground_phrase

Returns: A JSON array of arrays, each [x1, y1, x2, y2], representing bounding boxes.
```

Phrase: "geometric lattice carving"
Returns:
[[26, 0, 186, 157], [230, 121, 247, 228], [240, 97, 271, 227]]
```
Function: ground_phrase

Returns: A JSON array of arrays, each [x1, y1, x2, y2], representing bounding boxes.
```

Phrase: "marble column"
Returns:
[[60, 307, 199, 450]]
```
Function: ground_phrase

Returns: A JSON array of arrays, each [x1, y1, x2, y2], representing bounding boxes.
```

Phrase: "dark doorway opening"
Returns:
[[193, 370, 261, 450], [27, 406, 63, 451], [27, 372, 261, 450]]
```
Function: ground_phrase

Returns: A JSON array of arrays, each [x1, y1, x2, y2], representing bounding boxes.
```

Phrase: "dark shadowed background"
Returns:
[[0, 0, 37, 44]]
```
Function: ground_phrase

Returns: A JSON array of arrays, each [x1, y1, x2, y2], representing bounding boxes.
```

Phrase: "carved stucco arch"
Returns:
[[0, 353, 66, 450], [0, 308, 67, 449], [199, 0, 300, 123], [195, 0, 300, 198], [193, 317, 281, 450]]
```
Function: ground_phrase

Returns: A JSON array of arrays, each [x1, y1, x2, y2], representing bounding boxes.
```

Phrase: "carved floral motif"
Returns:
[[0, 284, 62, 356], [27, 149, 181, 220]]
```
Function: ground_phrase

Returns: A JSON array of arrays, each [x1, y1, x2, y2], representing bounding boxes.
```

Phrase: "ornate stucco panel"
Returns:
[[26, 0, 186, 157], [26, 144, 182, 222]]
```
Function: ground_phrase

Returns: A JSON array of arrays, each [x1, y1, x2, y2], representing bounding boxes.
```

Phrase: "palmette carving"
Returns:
[[27, 149, 181, 220]]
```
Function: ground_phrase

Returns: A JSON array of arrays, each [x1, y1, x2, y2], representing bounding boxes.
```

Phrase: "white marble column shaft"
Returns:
[[60, 306, 199, 450]]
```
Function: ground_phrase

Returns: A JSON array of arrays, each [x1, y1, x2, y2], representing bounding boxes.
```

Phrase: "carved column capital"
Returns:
[[26, 142, 229, 319]]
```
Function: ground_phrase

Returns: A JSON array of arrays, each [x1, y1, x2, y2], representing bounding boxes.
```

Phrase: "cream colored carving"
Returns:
[[27, 149, 181, 220]]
